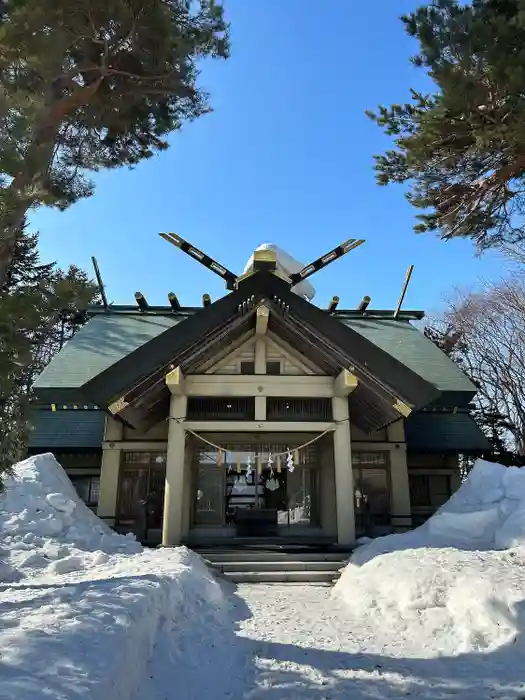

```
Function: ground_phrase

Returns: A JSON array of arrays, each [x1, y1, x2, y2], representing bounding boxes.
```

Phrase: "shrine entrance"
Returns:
[[191, 440, 320, 537]]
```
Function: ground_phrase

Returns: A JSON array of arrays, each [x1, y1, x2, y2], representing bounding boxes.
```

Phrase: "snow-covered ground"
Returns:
[[2, 455, 525, 699]]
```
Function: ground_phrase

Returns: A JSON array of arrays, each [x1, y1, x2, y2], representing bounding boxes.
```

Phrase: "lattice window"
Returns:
[[352, 452, 388, 466], [187, 397, 255, 420], [266, 398, 332, 421], [409, 474, 452, 509], [69, 475, 101, 506], [122, 451, 167, 466]]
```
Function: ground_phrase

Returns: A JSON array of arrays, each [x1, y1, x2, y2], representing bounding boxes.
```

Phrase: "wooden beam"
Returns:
[[159, 232, 237, 290], [91, 257, 108, 309], [185, 374, 335, 397], [254, 338, 266, 374], [103, 440, 168, 450], [393, 399, 412, 418], [135, 292, 149, 311], [289, 239, 365, 286], [252, 248, 277, 273], [184, 420, 335, 432], [334, 369, 359, 397], [255, 304, 270, 336], [108, 396, 129, 415], [393, 265, 414, 319], [357, 295, 371, 313], [165, 366, 185, 394], [168, 292, 180, 310], [328, 296, 339, 313]]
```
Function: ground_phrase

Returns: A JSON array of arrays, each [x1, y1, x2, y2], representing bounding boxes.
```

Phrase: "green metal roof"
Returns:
[[34, 313, 182, 391], [33, 307, 476, 406], [342, 318, 476, 396], [28, 410, 105, 449], [405, 412, 492, 453]]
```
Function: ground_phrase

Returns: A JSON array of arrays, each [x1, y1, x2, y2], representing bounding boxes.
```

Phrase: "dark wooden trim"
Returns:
[[27, 447, 102, 456], [125, 312, 255, 406], [32, 388, 92, 405], [407, 447, 489, 455], [265, 277, 439, 406], [86, 304, 425, 320], [82, 272, 267, 408]]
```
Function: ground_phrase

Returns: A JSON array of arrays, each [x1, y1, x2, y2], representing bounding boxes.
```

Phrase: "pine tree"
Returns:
[[0, 0, 229, 285], [367, 0, 525, 250], [0, 222, 99, 488]]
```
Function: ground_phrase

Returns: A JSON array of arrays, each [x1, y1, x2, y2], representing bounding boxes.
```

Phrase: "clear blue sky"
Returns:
[[32, 0, 504, 314]]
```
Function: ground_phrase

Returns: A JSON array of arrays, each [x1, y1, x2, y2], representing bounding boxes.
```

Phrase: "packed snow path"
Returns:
[[135, 582, 525, 700]]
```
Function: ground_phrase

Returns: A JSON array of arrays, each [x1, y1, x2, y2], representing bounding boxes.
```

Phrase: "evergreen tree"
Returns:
[[0, 0, 229, 285], [0, 223, 99, 487], [367, 0, 525, 250]]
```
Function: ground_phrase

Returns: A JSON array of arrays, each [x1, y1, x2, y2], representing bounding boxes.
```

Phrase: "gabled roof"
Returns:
[[342, 318, 475, 397], [33, 270, 477, 433], [71, 272, 440, 433], [34, 312, 183, 399], [35, 310, 475, 402]]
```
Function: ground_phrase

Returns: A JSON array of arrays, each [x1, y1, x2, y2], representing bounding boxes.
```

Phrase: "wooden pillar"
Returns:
[[162, 394, 187, 546], [387, 420, 411, 529], [254, 338, 266, 374], [97, 417, 123, 526], [332, 396, 355, 545], [254, 396, 266, 420], [389, 445, 411, 529]]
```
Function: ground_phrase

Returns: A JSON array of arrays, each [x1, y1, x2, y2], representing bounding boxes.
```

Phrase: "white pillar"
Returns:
[[162, 394, 187, 546], [332, 396, 355, 545]]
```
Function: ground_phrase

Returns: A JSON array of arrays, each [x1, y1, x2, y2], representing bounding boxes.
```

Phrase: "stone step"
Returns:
[[209, 560, 344, 573], [198, 550, 350, 563], [222, 570, 340, 584]]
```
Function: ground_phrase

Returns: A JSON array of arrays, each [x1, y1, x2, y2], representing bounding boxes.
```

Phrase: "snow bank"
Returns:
[[0, 454, 226, 700], [0, 453, 141, 580], [0, 547, 227, 700], [350, 458, 525, 567], [334, 459, 525, 657]]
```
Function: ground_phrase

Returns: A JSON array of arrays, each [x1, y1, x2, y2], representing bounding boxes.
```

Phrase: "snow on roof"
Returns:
[[243, 243, 316, 300]]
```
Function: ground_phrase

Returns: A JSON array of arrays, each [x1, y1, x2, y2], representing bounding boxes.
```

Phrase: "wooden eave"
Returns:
[[82, 272, 441, 433], [82, 272, 268, 408]]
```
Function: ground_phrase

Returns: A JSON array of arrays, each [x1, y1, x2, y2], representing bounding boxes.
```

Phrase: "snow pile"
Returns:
[[350, 459, 525, 567], [334, 459, 525, 657], [0, 453, 227, 700], [0, 546, 227, 700], [0, 453, 141, 581]]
